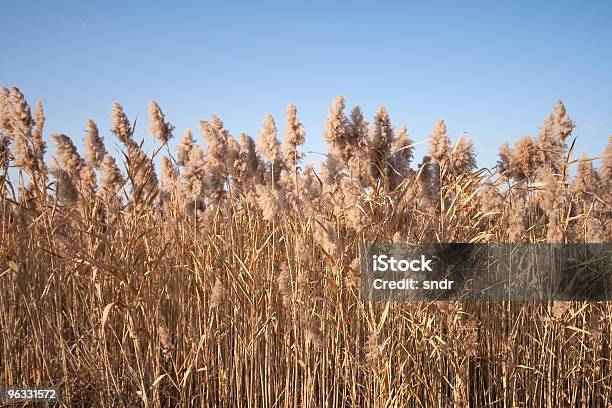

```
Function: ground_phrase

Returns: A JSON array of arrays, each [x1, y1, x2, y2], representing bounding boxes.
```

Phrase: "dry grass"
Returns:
[[0, 90, 611, 406]]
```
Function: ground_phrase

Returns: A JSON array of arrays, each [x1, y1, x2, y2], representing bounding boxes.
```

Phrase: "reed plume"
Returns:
[[148, 100, 174, 144], [111, 102, 133, 145], [283, 103, 305, 169], [367, 106, 394, 182], [98, 153, 124, 202], [84, 119, 106, 169], [177, 128, 195, 166], [428, 119, 451, 164]]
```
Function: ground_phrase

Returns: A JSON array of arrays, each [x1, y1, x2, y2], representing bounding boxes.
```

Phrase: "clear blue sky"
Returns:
[[2, 0, 611, 169]]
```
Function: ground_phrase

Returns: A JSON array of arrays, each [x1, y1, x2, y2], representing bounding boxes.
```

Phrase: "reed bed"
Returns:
[[0, 87, 610, 406]]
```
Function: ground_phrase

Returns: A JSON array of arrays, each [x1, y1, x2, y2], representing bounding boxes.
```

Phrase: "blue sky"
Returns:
[[2, 0, 611, 168]]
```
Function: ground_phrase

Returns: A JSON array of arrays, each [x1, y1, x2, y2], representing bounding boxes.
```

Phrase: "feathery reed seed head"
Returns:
[[148, 100, 174, 144]]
